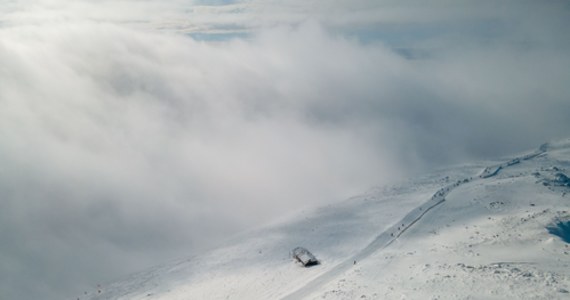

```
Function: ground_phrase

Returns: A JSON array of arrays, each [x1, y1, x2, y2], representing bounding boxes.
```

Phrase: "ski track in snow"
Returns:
[[281, 146, 548, 300]]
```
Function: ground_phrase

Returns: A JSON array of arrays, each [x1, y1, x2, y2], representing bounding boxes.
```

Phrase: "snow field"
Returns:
[[84, 140, 570, 300], [308, 148, 570, 299]]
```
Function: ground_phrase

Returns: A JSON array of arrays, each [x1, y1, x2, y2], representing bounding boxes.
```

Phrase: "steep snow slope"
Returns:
[[83, 140, 570, 300]]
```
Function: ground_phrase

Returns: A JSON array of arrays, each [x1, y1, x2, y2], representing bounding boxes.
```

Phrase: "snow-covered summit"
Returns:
[[83, 139, 570, 300]]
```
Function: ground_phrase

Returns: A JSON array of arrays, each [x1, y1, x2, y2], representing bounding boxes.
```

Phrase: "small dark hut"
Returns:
[[291, 247, 319, 267]]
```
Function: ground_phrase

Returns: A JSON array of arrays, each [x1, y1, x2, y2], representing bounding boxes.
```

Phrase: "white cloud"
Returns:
[[0, 19, 403, 300]]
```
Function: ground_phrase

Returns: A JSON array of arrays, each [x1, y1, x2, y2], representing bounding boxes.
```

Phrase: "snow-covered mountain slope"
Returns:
[[83, 140, 570, 300]]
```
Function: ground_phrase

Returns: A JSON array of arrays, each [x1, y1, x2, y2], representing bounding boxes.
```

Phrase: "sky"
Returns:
[[1, 1, 570, 299]]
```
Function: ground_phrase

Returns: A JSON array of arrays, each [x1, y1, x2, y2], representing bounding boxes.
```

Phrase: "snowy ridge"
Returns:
[[283, 145, 549, 299], [82, 140, 570, 300], [479, 144, 546, 178]]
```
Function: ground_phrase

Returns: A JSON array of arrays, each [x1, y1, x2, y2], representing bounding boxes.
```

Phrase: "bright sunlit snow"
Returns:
[[83, 140, 570, 299]]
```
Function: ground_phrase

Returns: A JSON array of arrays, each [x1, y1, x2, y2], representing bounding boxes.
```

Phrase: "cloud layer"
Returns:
[[1, 1, 569, 299]]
